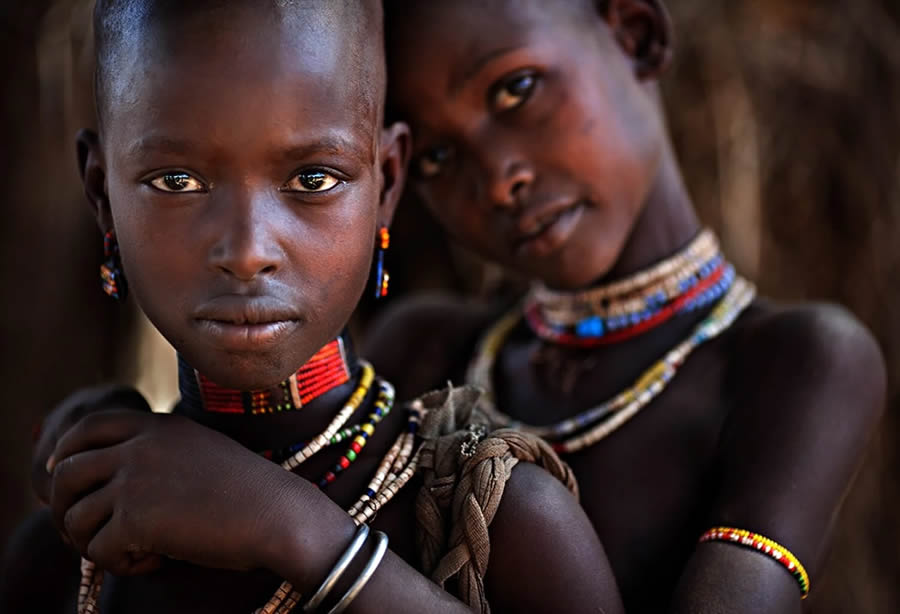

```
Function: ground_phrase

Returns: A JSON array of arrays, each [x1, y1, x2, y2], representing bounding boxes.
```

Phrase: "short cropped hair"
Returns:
[[93, 0, 384, 129]]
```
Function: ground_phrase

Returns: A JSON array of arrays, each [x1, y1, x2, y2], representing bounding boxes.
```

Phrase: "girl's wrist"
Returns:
[[257, 471, 359, 591]]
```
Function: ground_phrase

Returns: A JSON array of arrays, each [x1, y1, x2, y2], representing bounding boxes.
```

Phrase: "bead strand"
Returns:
[[699, 527, 810, 598], [532, 229, 717, 305], [318, 379, 395, 489], [281, 362, 375, 472]]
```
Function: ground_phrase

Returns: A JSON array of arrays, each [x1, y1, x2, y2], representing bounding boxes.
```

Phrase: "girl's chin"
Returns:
[[189, 354, 300, 391]]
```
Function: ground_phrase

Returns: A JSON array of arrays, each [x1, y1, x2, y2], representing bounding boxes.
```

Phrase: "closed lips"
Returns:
[[515, 200, 584, 244], [193, 296, 301, 326]]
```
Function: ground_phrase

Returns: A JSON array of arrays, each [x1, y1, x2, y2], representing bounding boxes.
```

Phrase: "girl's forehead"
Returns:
[[386, 0, 596, 44], [101, 19, 381, 163]]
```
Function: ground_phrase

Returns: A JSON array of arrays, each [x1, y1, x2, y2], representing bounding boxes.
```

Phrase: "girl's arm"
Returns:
[[50, 410, 624, 613], [671, 304, 885, 613]]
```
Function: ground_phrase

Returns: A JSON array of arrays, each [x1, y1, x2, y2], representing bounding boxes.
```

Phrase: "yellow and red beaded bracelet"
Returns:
[[698, 527, 810, 599]]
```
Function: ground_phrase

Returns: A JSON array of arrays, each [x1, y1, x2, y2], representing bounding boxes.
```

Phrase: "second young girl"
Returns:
[[370, 1, 886, 612]]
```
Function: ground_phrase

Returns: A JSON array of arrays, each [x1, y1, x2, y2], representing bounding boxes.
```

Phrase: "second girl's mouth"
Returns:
[[514, 200, 586, 258]]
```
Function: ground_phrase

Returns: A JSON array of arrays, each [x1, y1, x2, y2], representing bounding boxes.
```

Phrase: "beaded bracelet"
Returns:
[[302, 524, 370, 611], [698, 527, 810, 599], [328, 530, 389, 614]]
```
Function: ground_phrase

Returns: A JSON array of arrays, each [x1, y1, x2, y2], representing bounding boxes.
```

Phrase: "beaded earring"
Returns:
[[374, 225, 390, 299], [100, 229, 127, 301]]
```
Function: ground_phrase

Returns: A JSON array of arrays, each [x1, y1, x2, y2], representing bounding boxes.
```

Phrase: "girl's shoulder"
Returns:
[[729, 297, 885, 409], [723, 296, 885, 457]]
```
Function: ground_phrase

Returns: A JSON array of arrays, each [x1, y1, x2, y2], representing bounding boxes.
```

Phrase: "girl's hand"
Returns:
[[33, 386, 152, 505], [47, 410, 303, 576]]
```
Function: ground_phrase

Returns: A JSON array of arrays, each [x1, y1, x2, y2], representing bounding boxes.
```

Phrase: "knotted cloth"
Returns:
[[413, 386, 578, 613]]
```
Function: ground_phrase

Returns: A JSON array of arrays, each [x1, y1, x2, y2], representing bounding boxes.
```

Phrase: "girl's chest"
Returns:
[[497, 344, 734, 608], [571, 377, 732, 610]]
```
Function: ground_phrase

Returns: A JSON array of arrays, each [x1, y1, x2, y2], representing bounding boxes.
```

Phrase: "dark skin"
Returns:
[[1, 3, 625, 614], [366, 0, 887, 612]]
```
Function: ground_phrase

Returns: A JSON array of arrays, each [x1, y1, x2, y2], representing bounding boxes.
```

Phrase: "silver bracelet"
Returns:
[[327, 530, 389, 614], [302, 524, 370, 612]]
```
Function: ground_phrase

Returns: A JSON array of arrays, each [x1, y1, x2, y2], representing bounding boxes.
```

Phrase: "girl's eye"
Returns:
[[492, 72, 537, 112], [416, 146, 454, 180], [283, 170, 341, 193], [148, 172, 206, 193]]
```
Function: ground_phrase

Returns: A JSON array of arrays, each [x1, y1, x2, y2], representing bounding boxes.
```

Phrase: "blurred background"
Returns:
[[2, 1, 898, 611]]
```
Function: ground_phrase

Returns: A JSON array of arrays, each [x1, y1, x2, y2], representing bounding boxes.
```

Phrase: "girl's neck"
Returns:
[[174, 334, 367, 452], [600, 139, 701, 285]]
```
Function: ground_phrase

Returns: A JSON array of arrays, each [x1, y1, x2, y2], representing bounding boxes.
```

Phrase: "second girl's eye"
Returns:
[[148, 172, 206, 193], [491, 72, 537, 112], [283, 170, 341, 193], [416, 145, 454, 179]]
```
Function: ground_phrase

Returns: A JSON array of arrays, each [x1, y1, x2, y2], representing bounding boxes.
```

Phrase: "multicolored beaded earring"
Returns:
[[100, 229, 127, 301], [373, 225, 390, 299]]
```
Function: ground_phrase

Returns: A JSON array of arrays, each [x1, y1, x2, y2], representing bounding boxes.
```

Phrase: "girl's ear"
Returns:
[[377, 121, 411, 227], [76, 128, 114, 232], [603, 0, 673, 80]]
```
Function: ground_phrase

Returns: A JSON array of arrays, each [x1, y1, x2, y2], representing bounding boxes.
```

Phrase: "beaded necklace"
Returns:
[[467, 277, 756, 454], [79, 348, 427, 614], [524, 229, 734, 347], [179, 338, 353, 416]]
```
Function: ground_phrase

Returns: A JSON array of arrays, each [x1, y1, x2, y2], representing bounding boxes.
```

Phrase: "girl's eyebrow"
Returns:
[[127, 135, 194, 157], [277, 135, 372, 164], [126, 134, 373, 164], [451, 45, 523, 95]]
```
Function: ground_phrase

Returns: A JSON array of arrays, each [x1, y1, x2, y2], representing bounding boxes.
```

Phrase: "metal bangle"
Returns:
[[302, 524, 370, 612], [327, 530, 389, 614]]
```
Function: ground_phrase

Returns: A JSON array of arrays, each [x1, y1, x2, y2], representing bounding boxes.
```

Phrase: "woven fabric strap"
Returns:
[[412, 386, 578, 614]]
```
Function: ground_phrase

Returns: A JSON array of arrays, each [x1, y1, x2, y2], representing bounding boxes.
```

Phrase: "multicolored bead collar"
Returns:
[[524, 229, 735, 347], [467, 277, 756, 453], [178, 335, 353, 416]]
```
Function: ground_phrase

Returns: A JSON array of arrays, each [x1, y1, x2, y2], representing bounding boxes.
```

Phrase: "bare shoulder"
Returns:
[[1, 507, 79, 612], [486, 462, 624, 613], [731, 299, 885, 425], [362, 293, 499, 400]]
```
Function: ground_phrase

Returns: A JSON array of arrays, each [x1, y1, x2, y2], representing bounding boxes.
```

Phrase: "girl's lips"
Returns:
[[514, 201, 585, 258], [194, 318, 301, 350]]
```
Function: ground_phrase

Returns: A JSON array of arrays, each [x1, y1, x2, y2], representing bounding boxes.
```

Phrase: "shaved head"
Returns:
[[94, 0, 385, 131]]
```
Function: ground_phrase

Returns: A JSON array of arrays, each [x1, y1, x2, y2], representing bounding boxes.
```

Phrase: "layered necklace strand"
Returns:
[[523, 229, 734, 346], [79, 345, 426, 614], [467, 232, 756, 454]]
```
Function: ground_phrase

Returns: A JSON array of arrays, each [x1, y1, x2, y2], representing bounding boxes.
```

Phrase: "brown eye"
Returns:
[[149, 172, 206, 193], [283, 170, 341, 193], [416, 146, 453, 179], [492, 72, 537, 112]]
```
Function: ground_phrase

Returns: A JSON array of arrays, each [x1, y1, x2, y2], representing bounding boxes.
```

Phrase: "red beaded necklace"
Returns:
[[179, 337, 352, 415]]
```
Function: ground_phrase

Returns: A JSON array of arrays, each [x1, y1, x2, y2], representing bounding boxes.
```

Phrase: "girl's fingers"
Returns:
[[50, 446, 120, 539], [62, 485, 115, 555], [86, 512, 163, 576], [50, 410, 150, 470]]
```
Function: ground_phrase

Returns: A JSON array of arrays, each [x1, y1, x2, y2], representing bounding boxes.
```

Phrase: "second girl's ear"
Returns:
[[377, 121, 412, 227], [76, 128, 114, 232], [603, 0, 673, 80]]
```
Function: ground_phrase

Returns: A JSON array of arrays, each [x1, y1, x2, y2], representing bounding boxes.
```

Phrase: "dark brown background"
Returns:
[[2, 1, 898, 611]]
